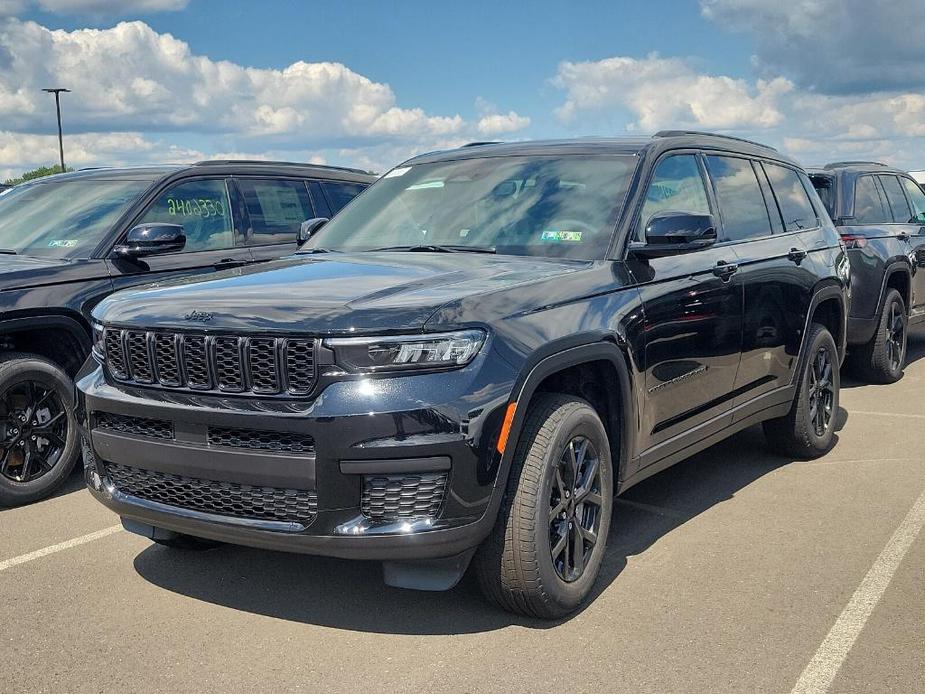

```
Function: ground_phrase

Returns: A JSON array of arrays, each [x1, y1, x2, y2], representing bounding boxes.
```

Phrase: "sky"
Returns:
[[2, 0, 925, 180]]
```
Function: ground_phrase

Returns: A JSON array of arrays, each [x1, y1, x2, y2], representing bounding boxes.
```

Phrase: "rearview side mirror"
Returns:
[[113, 223, 186, 258], [297, 217, 329, 247], [633, 211, 717, 259]]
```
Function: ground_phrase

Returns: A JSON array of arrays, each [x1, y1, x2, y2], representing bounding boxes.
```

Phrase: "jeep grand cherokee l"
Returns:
[[809, 161, 925, 382], [0, 161, 373, 506], [79, 133, 848, 618]]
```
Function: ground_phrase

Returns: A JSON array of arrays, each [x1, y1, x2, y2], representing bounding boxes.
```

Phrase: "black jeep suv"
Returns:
[[809, 162, 925, 382], [79, 133, 848, 617], [0, 161, 372, 506]]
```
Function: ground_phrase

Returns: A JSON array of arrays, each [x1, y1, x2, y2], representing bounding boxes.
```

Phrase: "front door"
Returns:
[[629, 153, 743, 459], [106, 177, 253, 293]]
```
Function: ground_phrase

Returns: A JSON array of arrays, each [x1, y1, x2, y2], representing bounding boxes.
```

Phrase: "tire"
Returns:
[[153, 534, 222, 550], [474, 393, 613, 619], [850, 289, 907, 384], [0, 353, 80, 507], [763, 324, 839, 459]]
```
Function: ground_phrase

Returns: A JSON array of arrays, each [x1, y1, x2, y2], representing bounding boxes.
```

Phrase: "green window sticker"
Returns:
[[48, 239, 79, 248], [540, 230, 583, 242]]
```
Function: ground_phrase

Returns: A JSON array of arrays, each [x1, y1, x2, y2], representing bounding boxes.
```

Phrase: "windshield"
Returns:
[[0, 178, 153, 258], [308, 155, 636, 259]]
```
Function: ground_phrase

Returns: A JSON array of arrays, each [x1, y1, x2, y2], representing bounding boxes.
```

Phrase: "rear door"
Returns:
[[724, 158, 818, 413], [319, 179, 368, 216], [897, 176, 925, 319], [235, 177, 318, 263], [106, 176, 254, 293], [881, 174, 925, 318], [630, 152, 743, 460]]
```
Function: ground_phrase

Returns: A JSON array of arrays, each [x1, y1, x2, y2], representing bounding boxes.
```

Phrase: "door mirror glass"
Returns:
[[114, 223, 186, 257], [297, 217, 329, 247], [635, 211, 716, 258]]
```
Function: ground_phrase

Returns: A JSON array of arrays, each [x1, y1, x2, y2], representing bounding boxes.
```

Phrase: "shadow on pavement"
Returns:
[[133, 419, 844, 634]]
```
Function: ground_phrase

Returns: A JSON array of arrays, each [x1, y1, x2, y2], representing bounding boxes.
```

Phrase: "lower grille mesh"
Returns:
[[361, 473, 448, 522], [208, 427, 315, 453], [95, 413, 174, 440], [106, 463, 317, 525]]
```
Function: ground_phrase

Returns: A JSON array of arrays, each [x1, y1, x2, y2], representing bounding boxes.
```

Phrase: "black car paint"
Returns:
[[810, 164, 925, 345], [0, 164, 374, 365], [78, 135, 848, 582]]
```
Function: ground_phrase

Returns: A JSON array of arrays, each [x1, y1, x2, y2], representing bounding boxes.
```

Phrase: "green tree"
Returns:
[[4, 164, 73, 186]]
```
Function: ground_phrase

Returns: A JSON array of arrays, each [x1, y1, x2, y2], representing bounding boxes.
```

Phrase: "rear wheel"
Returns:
[[0, 354, 79, 507], [850, 289, 906, 384], [763, 324, 839, 459], [474, 393, 613, 619]]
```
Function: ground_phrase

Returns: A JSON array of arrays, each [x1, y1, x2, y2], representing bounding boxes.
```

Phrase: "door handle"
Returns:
[[712, 261, 738, 280], [214, 258, 248, 270], [787, 247, 807, 263]]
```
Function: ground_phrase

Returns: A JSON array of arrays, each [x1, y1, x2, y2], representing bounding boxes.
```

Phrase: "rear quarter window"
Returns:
[[764, 163, 818, 231]]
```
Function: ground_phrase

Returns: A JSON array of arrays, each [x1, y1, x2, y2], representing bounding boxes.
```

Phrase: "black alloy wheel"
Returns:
[[0, 379, 68, 483], [886, 300, 906, 374], [807, 346, 835, 438], [549, 435, 604, 582]]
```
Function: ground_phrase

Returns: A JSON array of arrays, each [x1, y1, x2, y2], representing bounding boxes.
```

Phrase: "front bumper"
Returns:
[[77, 357, 514, 562]]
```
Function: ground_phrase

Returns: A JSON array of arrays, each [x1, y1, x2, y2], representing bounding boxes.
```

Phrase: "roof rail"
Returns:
[[653, 130, 778, 152], [192, 159, 372, 175], [461, 141, 503, 148], [823, 160, 888, 169]]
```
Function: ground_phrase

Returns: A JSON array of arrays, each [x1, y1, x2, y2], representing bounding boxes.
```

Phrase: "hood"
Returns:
[[0, 255, 101, 292], [94, 252, 589, 333]]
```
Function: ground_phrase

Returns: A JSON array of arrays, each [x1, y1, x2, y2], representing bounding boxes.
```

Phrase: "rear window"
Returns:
[[764, 163, 818, 231], [851, 176, 890, 225], [809, 174, 836, 219]]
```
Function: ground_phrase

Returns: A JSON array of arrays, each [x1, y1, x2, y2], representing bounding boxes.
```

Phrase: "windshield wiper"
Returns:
[[371, 244, 496, 254], [296, 247, 340, 255], [0, 249, 17, 255]]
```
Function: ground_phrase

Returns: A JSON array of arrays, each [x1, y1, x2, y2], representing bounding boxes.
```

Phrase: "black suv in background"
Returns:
[[809, 162, 925, 382], [0, 161, 373, 506], [80, 133, 848, 618]]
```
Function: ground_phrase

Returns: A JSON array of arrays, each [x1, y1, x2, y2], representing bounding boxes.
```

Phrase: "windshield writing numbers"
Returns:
[[166, 197, 225, 218]]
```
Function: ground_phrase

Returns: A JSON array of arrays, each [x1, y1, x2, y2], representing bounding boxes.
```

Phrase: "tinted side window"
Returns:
[[138, 179, 235, 252], [636, 154, 710, 241], [705, 155, 772, 241], [852, 176, 889, 225], [879, 175, 913, 223], [755, 163, 785, 233], [809, 174, 836, 219], [238, 179, 314, 245], [321, 181, 367, 214], [900, 177, 925, 223], [764, 163, 818, 231]]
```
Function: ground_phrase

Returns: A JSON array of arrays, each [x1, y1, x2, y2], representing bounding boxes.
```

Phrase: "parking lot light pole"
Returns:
[[42, 88, 70, 172]]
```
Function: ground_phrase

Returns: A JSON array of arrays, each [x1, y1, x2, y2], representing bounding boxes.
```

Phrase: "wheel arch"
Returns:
[[0, 313, 92, 376], [879, 261, 912, 317], [500, 338, 637, 492], [803, 282, 847, 364]]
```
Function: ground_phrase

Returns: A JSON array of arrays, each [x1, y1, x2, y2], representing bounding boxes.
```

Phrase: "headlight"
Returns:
[[324, 329, 486, 373], [91, 322, 105, 361]]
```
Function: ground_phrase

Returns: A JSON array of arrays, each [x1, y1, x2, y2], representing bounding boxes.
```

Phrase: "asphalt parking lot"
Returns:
[[3, 338, 924, 694]]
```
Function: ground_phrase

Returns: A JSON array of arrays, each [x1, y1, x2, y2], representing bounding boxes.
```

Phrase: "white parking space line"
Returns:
[[0, 525, 122, 573], [850, 410, 925, 420], [790, 484, 925, 694]]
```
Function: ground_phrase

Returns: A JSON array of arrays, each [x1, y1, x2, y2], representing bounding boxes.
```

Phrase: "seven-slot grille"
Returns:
[[102, 329, 316, 396]]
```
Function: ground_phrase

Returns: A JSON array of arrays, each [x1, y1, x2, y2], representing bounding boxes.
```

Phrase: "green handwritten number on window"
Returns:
[[165, 197, 225, 219]]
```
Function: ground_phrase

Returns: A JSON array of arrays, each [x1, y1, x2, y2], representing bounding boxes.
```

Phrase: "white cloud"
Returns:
[[477, 111, 530, 136], [0, 19, 465, 142], [553, 54, 792, 131]]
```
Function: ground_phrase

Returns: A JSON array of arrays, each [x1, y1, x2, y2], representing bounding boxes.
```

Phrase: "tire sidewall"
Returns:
[[532, 404, 613, 609], [0, 357, 79, 506], [882, 291, 907, 379], [798, 327, 840, 452]]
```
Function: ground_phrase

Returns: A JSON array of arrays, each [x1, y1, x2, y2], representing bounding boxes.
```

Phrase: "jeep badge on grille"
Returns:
[[184, 310, 213, 322]]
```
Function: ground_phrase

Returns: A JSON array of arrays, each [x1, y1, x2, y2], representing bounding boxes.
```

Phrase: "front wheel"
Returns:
[[0, 353, 79, 507], [474, 393, 613, 619], [763, 324, 839, 459]]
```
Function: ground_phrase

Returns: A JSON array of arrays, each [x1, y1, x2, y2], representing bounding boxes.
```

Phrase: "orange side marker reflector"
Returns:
[[496, 402, 517, 454]]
